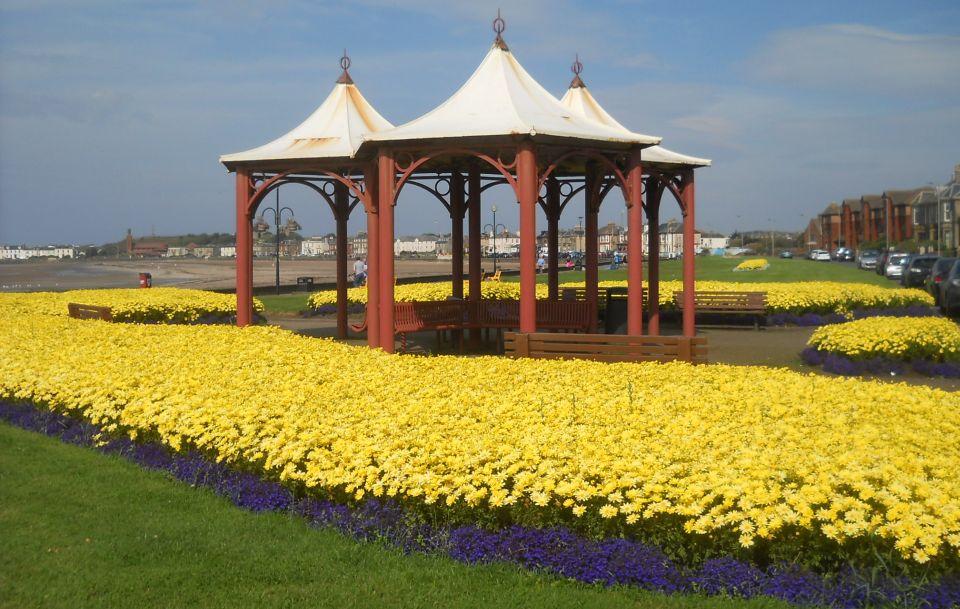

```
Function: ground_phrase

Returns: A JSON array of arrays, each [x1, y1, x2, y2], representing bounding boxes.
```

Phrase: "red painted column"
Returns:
[[364, 162, 380, 348], [546, 177, 560, 300], [334, 180, 350, 339], [646, 178, 661, 336], [235, 170, 255, 327], [626, 149, 644, 336], [681, 170, 696, 338], [517, 140, 538, 333], [468, 165, 482, 347], [378, 151, 396, 353], [585, 167, 600, 330], [450, 170, 465, 299]]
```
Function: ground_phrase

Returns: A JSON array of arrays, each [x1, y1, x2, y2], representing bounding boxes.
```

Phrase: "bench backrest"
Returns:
[[674, 291, 767, 310], [67, 303, 113, 321], [535, 300, 595, 331], [389, 300, 595, 332], [504, 332, 707, 364], [395, 301, 465, 332]]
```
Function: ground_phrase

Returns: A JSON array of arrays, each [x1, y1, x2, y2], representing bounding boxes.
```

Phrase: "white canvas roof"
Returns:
[[560, 81, 711, 168], [220, 72, 394, 165], [365, 43, 660, 146]]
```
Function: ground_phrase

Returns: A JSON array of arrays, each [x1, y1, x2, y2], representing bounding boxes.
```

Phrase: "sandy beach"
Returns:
[[0, 258, 516, 292]]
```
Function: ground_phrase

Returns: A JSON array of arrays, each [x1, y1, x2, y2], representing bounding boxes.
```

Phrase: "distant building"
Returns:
[[0, 246, 78, 260], [301, 235, 336, 257], [700, 236, 728, 252], [648, 220, 702, 257], [395, 235, 437, 255], [131, 242, 168, 258], [813, 164, 960, 254], [480, 229, 519, 255], [598, 222, 625, 254], [351, 232, 368, 259]]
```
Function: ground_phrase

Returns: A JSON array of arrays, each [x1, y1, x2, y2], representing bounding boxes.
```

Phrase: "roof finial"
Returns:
[[493, 9, 509, 51], [569, 53, 586, 88], [337, 49, 354, 84]]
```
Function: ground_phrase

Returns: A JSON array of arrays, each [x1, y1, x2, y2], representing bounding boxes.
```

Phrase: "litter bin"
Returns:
[[296, 276, 315, 291], [604, 287, 628, 334], [138, 272, 152, 288]]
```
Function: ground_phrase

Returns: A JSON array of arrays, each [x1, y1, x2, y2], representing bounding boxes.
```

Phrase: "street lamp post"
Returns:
[[577, 216, 584, 253], [936, 185, 944, 255], [767, 218, 775, 256], [254, 189, 301, 295], [483, 204, 506, 274]]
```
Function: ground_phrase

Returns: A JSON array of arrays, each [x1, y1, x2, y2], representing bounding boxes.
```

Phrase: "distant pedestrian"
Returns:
[[353, 258, 367, 287], [537, 255, 546, 273]]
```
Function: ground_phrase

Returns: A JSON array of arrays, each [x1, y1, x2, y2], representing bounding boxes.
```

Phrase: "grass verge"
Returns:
[[0, 422, 792, 609], [260, 259, 897, 315], [534, 257, 895, 286]]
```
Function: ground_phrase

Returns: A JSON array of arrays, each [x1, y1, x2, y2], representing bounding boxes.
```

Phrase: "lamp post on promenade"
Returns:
[[253, 188, 301, 295], [483, 204, 506, 274]]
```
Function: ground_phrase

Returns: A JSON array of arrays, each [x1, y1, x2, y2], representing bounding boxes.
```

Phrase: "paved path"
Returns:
[[268, 314, 959, 392]]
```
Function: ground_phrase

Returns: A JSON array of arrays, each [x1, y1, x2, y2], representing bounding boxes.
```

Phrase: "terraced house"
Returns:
[[816, 163, 960, 254]]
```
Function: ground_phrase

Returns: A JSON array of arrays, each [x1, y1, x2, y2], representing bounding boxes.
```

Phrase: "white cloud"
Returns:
[[746, 24, 960, 98]]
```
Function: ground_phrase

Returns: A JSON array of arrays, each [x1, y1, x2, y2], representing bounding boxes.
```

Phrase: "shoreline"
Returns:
[[0, 258, 506, 293]]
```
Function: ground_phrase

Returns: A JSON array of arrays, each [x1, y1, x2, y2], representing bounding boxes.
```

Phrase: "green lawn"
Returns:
[[257, 293, 313, 314], [259, 257, 894, 315], [539, 256, 893, 286], [0, 422, 791, 609]]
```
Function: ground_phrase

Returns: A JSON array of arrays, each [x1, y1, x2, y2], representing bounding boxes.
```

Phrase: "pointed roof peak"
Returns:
[[336, 49, 353, 85], [220, 53, 394, 166], [366, 41, 660, 146], [559, 75, 710, 167], [569, 54, 586, 88], [492, 9, 510, 51]]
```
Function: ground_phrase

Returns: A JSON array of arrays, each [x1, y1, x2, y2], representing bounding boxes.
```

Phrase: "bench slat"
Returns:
[[505, 332, 706, 364], [67, 303, 113, 321]]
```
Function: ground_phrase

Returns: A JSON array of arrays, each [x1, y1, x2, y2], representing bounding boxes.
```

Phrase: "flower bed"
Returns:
[[307, 280, 933, 320], [1, 306, 958, 581], [4, 401, 957, 608], [733, 259, 769, 272], [0, 288, 262, 324], [803, 317, 960, 377]]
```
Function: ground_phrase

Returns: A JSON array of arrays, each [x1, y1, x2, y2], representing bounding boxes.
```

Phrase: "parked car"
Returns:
[[940, 259, 960, 316], [857, 249, 879, 270], [900, 254, 938, 287], [779, 250, 793, 259], [834, 247, 854, 261], [884, 253, 910, 280], [926, 257, 957, 306], [810, 249, 831, 261]]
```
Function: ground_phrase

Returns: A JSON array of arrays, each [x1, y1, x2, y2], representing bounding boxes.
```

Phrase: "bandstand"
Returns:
[[220, 16, 710, 353]]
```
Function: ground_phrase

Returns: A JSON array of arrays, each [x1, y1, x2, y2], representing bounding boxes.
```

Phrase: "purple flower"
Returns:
[[3, 399, 958, 609]]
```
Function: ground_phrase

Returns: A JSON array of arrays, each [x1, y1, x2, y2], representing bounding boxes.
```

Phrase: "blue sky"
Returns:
[[1, 0, 958, 246]]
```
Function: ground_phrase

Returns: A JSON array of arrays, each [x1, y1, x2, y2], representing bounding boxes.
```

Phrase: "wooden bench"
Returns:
[[673, 291, 767, 329], [67, 303, 113, 321], [504, 332, 707, 364], [349, 300, 595, 351], [534, 300, 595, 332]]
